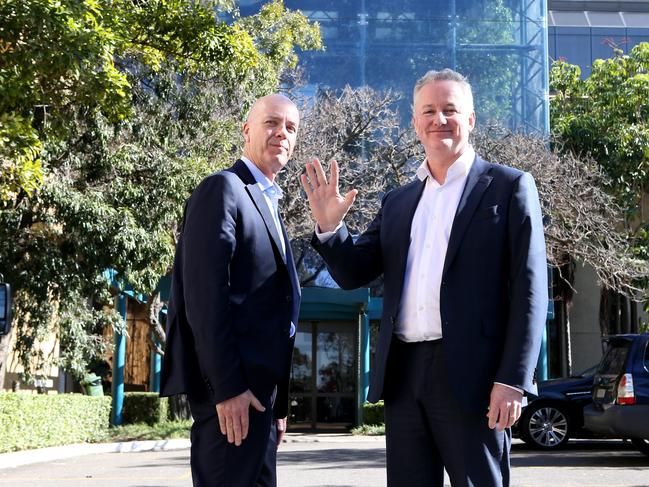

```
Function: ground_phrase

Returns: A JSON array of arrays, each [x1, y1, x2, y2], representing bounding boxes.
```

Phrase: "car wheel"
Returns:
[[631, 438, 649, 456], [520, 402, 571, 449]]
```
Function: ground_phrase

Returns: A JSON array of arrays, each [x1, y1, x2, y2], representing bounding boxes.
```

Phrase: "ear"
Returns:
[[242, 122, 250, 143], [468, 111, 476, 132]]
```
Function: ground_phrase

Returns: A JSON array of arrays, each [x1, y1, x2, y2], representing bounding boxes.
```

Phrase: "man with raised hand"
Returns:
[[301, 69, 547, 486]]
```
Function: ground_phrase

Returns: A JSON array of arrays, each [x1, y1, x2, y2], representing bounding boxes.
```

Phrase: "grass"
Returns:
[[351, 423, 385, 436], [97, 420, 193, 443]]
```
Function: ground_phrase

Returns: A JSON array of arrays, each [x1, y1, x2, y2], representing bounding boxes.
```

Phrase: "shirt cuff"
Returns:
[[314, 222, 343, 242], [494, 382, 524, 395]]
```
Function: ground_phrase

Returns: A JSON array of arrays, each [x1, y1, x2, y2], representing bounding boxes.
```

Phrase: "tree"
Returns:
[[550, 42, 649, 328], [0, 0, 321, 388]]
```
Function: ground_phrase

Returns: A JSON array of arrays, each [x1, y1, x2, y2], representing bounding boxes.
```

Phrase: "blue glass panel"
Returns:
[[626, 29, 649, 51], [250, 0, 549, 133], [548, 27, 557, 61], [554, 27, 591, 76], [591, 27, 627, 61]]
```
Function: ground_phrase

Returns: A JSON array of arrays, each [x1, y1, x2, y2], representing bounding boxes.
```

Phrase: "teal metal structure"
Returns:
[[111, 293, 127, 426]]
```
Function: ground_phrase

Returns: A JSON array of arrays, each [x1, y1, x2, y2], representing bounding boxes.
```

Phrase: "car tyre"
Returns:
[[520, 402, 571, 449], [631, 438, 649, 457]]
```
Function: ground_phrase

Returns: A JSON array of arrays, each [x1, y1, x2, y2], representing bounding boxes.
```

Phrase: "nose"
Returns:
[[433, 112, 446, 126], [274, 123, 288, 139]]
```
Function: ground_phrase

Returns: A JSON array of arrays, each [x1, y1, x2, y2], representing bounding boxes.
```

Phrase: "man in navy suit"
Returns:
[[301, 69, 547, 486], [161, 94, 301, 487]]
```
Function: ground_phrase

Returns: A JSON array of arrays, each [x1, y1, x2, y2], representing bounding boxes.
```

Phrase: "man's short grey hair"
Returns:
[[413, 68, 474, 111]]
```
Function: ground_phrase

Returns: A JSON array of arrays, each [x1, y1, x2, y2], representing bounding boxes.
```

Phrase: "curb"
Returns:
[[0, 438, 191, 470], [0, 433, 387, 470]]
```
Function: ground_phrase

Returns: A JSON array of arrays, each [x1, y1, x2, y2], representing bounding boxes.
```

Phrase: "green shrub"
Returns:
[[0, 392, 111, 453], [362, 400, 384, 426], [122, 392, 168, 426]]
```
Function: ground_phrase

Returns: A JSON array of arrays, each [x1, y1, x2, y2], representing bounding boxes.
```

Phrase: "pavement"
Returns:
[[1, 434, 648, 486]]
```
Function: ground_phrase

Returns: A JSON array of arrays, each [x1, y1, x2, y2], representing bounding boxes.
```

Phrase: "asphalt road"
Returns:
[[1, 437, 648, 487]]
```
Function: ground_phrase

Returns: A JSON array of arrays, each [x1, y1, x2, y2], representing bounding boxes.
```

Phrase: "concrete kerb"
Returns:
[[0, 433, 384, 470]]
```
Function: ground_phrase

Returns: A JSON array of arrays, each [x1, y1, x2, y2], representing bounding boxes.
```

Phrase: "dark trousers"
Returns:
[[384, 338, 511, 487], [188, 394, 277, 487]]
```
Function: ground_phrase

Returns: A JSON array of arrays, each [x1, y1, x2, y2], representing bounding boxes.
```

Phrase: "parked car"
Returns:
[[584, 333, 649, 456], [517, 365, 597, 449]]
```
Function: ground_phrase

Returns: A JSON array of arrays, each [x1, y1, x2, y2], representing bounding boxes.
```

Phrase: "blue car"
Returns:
[[584, 333, 649, 456], [518, 365, 597, 449]]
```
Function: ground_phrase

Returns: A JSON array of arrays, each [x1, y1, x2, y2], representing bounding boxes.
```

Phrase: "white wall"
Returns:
[[568, 262, 604, 373]]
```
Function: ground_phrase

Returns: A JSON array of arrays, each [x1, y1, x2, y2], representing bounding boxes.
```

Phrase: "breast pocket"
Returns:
[[478, 205, 500, 224]]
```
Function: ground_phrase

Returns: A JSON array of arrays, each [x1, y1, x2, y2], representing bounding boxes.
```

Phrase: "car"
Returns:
[[583, 333, 649, 456], [517, 365, 597, 449]]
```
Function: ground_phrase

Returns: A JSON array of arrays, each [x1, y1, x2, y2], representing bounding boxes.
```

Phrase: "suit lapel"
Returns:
[[442, 155, 493, 277], [280, 215, 301, 296], [230, 160, 286, 265]]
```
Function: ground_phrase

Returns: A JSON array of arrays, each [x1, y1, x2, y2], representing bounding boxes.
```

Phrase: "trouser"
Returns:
[[383, 338, 511, 487], [188, 391, 277, 487]]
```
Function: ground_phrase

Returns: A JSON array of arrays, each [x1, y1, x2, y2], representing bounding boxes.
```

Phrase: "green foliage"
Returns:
[[122, 392, 169, 426], [550, 42, 649, 300], [105, 419, 192, 442], [361, 400, 384, 426], [550, 43, 649, 212], [0, 0, 321, 382], [0, 392, 111, 452]]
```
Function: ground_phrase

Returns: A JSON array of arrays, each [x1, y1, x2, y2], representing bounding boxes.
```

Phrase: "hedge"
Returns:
[[0, 392, 111, 453], [362, 400, 384, 425], [122, 392, 169, 426]]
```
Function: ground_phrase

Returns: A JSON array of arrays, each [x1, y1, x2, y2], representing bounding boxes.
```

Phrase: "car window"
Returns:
[[644, 341, 649, 373], [597, 341, 631, 375]]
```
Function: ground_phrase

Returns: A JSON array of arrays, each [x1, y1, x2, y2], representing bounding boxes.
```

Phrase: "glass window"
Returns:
[[291, 325, 313, 393], [597, 341, 631, 375], [288, 396, 313, 424], [316, 396, 354, 423], [316, 322, 355, 393]]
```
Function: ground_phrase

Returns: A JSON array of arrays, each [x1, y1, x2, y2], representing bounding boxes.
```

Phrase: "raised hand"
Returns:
[[300, 159, 358, 233]]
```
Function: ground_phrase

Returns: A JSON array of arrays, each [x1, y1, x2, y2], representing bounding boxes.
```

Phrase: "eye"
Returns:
[[443, 109, 457, 116]]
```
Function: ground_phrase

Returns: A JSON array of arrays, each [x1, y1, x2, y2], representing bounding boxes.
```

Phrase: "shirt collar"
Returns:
[[241, 156, 283, 199], [415, 146, 475, 185]]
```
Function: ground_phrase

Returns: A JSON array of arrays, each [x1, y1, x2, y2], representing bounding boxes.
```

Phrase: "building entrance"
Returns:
[[288, 321, 357, 430]]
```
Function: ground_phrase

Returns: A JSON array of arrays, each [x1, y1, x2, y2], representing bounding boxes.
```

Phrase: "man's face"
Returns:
[[412, 80, 476, 165], [243, 96, 299, 180]]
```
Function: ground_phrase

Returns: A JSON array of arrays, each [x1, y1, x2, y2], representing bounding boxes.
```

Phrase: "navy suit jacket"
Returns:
[[313, 155, 547, 413], [160, 160, 301, 418]]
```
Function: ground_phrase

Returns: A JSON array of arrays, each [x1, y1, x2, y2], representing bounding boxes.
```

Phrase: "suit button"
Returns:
[[285, 296, 292, 303], [441, 280, 446, 286], [390, 316, 396, 324]]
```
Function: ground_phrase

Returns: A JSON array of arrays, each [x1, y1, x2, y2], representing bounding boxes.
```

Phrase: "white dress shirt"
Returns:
[[395, 148, 475, 342], [241, 156, 286, 257]]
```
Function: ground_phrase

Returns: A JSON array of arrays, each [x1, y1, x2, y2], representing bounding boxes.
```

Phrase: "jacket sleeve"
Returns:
[[182, 173, 247, 404], [495, 172, 548, 396]]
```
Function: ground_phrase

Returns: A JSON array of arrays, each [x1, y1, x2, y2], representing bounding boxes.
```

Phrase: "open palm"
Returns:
[[300, 159, 358, 233]]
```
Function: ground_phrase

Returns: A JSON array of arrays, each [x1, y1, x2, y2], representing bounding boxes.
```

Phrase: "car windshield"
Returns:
[[597, 341, 631, 375]]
